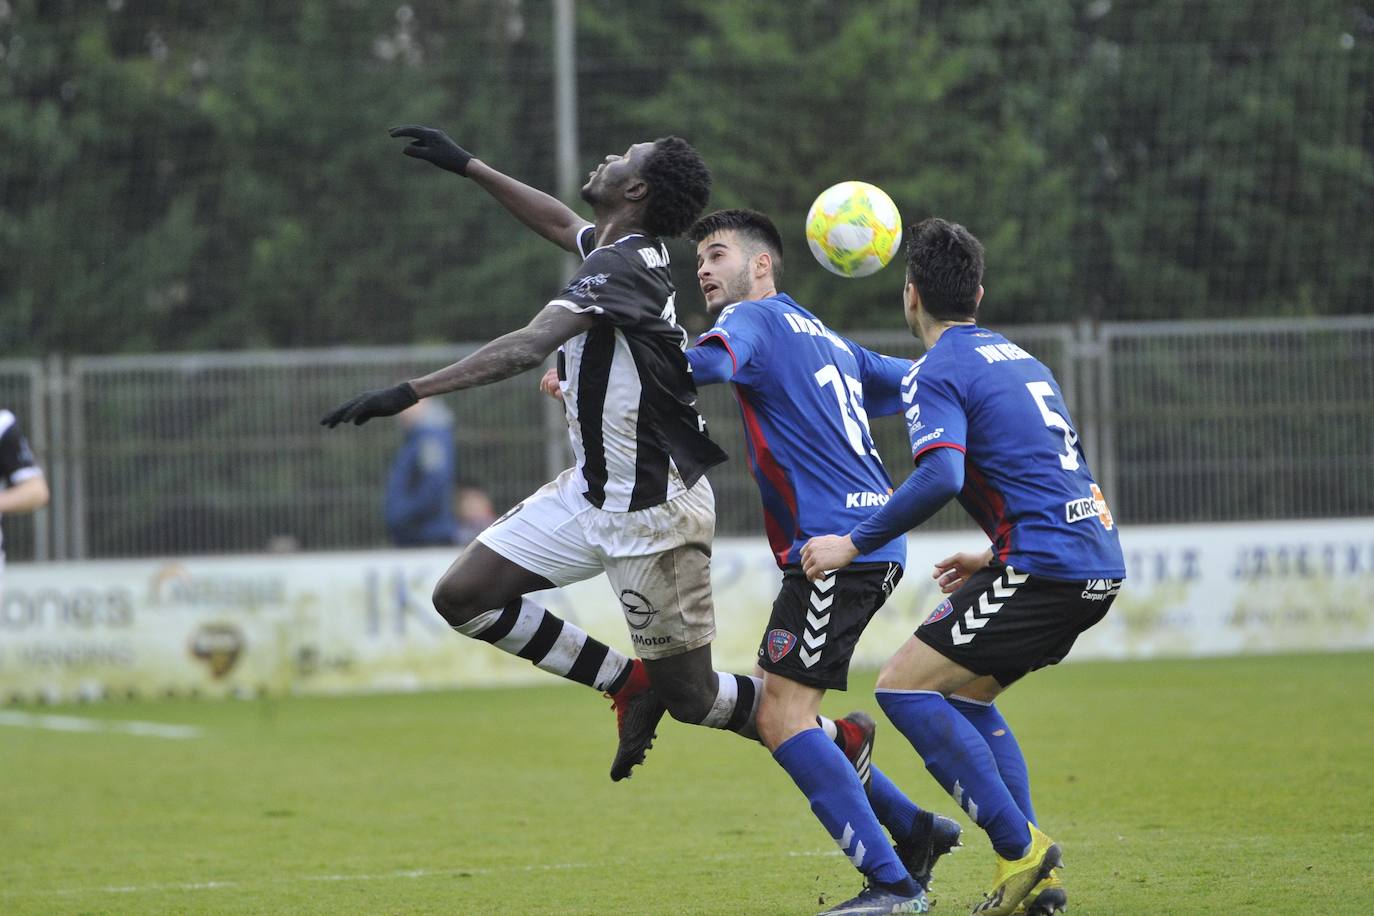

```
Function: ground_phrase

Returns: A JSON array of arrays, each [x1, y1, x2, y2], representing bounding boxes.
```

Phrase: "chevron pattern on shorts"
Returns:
[[798, 572, 836, 668], [949, 568, 1029, 646]]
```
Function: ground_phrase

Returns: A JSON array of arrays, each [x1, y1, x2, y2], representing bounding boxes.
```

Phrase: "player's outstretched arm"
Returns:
[[408, 304, 594, 399], [322, 305, 592, 428], [390, 125, 591, 254]]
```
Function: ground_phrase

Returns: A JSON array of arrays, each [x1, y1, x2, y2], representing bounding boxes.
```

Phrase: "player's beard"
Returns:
[[719, 263, 753, 307]]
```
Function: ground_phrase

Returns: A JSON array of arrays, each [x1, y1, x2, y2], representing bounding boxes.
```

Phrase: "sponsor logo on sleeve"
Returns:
[[765, 628, 797, 663], [566, 273, 610, 300], [912, 427, 945, 450]]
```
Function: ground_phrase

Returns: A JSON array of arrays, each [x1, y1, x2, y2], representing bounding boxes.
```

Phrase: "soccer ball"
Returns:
[[805, 181, 903, 278]]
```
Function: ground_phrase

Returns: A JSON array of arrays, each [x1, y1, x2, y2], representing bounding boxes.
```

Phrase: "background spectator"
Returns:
[[384, 401, 459, 547]]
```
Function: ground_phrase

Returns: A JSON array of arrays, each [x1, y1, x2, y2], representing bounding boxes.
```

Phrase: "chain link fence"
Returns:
[[6, 316, 1371, 561], [1098, 317, 1374, 524]]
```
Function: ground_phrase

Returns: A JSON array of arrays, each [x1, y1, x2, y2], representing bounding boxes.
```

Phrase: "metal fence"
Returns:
[[1097, 317, 1374, 524], [4, 316, 1372, 562]]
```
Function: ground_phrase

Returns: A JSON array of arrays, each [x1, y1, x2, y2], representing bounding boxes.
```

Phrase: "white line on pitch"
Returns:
[[0, 711, 202, 739], [16, 852, 838, 898]]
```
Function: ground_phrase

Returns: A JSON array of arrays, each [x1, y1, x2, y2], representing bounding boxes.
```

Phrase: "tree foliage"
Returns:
[[1, 0, 1369, 357]]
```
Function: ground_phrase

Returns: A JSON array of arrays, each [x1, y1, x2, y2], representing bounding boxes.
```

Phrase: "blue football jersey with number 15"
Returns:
[[696, 294, 911, 569], [902, 325, 1126, 580]]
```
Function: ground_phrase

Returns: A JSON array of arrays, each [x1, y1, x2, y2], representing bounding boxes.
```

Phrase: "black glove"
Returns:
[[389, 125, 474, 176], [320, 382, 419, 428]]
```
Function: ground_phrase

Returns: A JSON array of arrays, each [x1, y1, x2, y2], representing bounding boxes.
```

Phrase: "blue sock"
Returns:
[[773, 729, 918, 893], [868, 765, 922, 842], [877, 689, 1032, 860], [949, 696, 1037, 826]]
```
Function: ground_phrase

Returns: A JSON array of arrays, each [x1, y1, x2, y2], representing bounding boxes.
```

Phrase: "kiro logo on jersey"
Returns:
[[1064, 483, 1115, 530], [845, 491, 890, 508]]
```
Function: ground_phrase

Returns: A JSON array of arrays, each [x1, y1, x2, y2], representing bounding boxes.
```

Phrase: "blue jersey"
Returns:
[[696, 294, 911, 568], [903, 325, 1125, 580]]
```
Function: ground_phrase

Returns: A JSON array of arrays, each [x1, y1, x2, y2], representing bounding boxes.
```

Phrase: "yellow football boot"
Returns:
[[970, 823, 1062, 916], [1012, 868, 1067, 915]]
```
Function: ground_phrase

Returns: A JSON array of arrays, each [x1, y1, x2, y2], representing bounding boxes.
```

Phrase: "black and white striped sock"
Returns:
[[454, 597, 633, 694], [694, 672, 762, 737]]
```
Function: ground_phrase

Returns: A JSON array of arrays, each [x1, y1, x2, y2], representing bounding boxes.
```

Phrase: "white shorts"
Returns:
[[476, 468, 717, 659]]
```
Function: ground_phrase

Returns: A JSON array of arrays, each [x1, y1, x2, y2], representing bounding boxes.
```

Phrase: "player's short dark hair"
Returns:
[[905, 218, 984, 321], [687, 208, 785, 281], [639, 137, 712, 239]]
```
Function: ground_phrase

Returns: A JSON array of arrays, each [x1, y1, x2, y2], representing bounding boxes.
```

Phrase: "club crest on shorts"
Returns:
[[924, 599, 954, 626], [766, 628, 797, 662]]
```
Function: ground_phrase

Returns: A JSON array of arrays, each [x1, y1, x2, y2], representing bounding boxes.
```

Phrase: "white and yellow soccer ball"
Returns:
[[804, 181, 903, 278]]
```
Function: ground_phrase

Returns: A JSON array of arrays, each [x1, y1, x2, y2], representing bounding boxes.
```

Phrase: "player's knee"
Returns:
[[753, 696, 812, 751], [875, 657, 942, 693], [875, 656, 924, 691], [431, 572, 484, 628]]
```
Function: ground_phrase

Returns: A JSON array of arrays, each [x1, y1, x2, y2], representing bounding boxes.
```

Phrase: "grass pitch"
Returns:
[[2, 652, 1371, 915]]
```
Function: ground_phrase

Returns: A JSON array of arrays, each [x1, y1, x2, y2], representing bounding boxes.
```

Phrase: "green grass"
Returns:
[[2, 652, 1371, 914]]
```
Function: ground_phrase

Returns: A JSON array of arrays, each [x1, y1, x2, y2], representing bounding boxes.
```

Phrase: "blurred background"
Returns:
[[2, 0, 1372, 561]]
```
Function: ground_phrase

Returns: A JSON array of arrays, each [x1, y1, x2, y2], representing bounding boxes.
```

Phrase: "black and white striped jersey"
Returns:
[[548, 225, 727, 512], [0, 409, 43, 557]]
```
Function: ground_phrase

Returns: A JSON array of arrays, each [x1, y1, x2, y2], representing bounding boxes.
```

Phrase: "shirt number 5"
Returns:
[[1026, 381, 1080, 471]]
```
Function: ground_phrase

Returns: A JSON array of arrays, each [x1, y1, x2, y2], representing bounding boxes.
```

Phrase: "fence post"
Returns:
[[1094, 323, 1118, 515], [67, 361, 88, 560], [41, 356, 65, 561], [23, 360, 48, 561]]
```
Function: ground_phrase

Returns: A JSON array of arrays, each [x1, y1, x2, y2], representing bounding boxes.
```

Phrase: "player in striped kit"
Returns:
[[323, 127, 769, 776], [802, 218, 1126, 916]]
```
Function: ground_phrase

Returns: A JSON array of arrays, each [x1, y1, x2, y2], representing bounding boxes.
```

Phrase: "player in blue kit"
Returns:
[[802, 218, 1126, 916], [684, 209, 962, 916]]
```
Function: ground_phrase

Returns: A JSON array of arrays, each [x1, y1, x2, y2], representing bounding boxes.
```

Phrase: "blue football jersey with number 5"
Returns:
[[902, 325, 1125, 580], [695, 294, 910, 568]]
